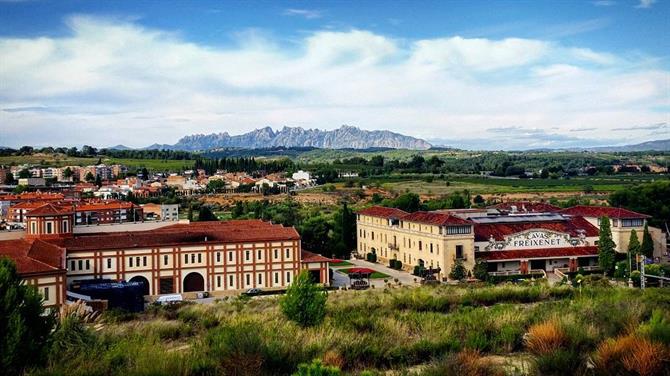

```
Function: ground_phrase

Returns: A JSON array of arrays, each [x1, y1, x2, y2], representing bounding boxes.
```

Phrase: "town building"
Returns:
[[357, 204, 666, 280], [141, 203, 180, 221], [0, 203, 330, 309]]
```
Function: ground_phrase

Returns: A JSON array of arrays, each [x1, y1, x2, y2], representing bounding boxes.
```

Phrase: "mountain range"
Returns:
[[143, 125, 432, 151]]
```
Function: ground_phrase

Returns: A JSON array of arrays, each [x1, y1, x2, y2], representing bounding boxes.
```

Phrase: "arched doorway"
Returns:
[[183, 272, 205, 292], [129, 276, 150, 296]]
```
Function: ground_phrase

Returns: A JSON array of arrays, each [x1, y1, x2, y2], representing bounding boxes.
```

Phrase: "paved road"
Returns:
[[330, 258, 420, 288]]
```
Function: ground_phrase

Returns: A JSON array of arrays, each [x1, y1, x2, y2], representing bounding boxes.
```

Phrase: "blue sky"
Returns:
[[0, 0, 668, 149]]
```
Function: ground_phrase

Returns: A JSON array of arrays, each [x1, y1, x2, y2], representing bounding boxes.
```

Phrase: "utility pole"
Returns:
[[641, 257, 645, 290]]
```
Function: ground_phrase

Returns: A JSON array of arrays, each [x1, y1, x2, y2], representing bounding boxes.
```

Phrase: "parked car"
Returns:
[[243, 288, 262, 296]]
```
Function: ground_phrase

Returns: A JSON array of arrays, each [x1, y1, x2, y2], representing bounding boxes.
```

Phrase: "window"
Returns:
[[46, 222, 53, 234], [136, 257, 140, 267], [62, 221, 69, 233], [78, 260, 83, 270], [229, 275, 234, 288], [143, 256, 147, 267], [446, 226, 471, 235], [198, 254, 202, 263], [164, 255, 169, 265], [246, 274, 250, 286], [216, 252, 221, 263], [274, 249, 278, 259], [371, 232, 375, 240], [43, 287, 49, 300], [107, 258, 112, 268], [70, 260, 75, 270], [419, 241, 422, 251], [245, 251, 250, 261], [191, 254, 195, 263], [228, 251, 233, 262], [85, 260, 90, 270], [274, 272, 279, 284], [30, 222, 36, 234], [257, 250, 262, 260], [217, 276, 221, 288], [622, 219, 644, 227], [286, 272, 291, 283], [456, 245, 464, 259], [285, 248, 290, 258], [258, 274, 262, 284], [129, 258, 133, 267], [430, 243, 433, 253]]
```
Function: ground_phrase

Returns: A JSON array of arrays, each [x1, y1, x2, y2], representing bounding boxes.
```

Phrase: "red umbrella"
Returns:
[[347, 267, 375, 274]]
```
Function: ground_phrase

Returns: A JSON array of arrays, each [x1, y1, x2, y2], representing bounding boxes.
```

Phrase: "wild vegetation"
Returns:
[[18, 283, 670, 376]]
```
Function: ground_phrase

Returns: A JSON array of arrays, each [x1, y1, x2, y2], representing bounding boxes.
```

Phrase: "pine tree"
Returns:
[[280, 271, 327, 327], [641, 223, 654, 259], [0, 258, 55, 374], [598, 216, 616, 276], [628, 230, 640, 256]]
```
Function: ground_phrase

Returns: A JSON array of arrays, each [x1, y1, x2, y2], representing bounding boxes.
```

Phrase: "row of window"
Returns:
[[30, 220, 69, 234], [70, 248, 296, 272]]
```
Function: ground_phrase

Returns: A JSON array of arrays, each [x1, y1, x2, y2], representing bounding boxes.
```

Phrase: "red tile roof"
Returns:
[[357, 206, 408, 218], [559, 205, 650, 219], [474, 216, 598, 241], [0, 239, 65, 275], [76, 200, 137, 211], [301, 250, 331, 263], [0, 192, 64, 202], [491, 201, 560, 213], [476, 246, 598, 261], [26, 203, 73, 217], [401, 211, 472, 226], [53, 220, 300, 251]]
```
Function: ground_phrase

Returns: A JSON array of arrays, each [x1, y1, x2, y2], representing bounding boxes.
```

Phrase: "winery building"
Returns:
[[0, 203, 330, 309], [357, 204, 666, 280]]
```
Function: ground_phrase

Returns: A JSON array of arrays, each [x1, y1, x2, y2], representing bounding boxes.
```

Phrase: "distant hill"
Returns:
[[108, 144, 134, 151], [584, 139, 670, 152], [144, 125, 432, 151]]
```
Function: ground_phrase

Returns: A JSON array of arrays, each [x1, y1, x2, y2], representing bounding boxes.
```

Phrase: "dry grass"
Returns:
[[524, 319, 565, 355], [594, 334, 669, 376]]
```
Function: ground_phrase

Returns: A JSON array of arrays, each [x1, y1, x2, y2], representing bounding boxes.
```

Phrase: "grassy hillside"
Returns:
[[33, 284, 670, 375], [0, 154, 195, 171]]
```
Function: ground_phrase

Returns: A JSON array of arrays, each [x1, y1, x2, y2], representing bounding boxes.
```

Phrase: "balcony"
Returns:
[[388, 243, 399, 251]]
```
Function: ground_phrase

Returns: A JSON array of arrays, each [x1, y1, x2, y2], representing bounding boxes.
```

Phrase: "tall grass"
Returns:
[[27, 286, 670, 375]]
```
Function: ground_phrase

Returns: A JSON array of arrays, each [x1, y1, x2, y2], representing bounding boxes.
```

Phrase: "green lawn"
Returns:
[[330, 261, 353, 267], [338, 268, 390, 279]]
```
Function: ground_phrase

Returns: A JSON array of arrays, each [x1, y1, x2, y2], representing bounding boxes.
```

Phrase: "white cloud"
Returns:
[[636, 0, 656, 8], [410, 36, 549, 71], [283, 9, 322, 19], [0, 16, 668, 149]]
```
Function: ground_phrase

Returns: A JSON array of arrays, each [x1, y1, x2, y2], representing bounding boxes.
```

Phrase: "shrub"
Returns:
[[280, 271, 328, 327], [292, 359, 341, 376], [631, 270, 641, 287], [525, 319, 566, 355], [420, 349, 501, 376], [639, 309, 670, 345], [449, 260, 466, 281], [366, 253, 377, 263], [203, 320, 265, 376]]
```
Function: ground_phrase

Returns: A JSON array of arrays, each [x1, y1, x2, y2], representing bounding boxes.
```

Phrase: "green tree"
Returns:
[[17, 169, 30, 179], [473, 259, 489, 281], [198, 205, 217, 221], [231, 201, 244, 218], [0, 258, 55, 374], [94, 174, 102, 187], [4, 172, 14, 184], [84, 171, 95, 183], [280, 271, 327, 327], [331, 201, 356, 259], [598, 216, 616, 276], [641, 223, 654, 259], [385, 192, 421, 212], [62, 167, 73, 179], [187, 204, 194, 222], [448, 259, 467, 281]]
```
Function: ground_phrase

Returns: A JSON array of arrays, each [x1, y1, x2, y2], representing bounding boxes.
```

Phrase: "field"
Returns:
[[0, 154, 194, 171], [381, 175, 660, 196], [33, 284, 670, 376]]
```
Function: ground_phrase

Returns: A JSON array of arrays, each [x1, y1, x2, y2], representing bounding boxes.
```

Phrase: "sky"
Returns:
[[0, 0, 668, 150]]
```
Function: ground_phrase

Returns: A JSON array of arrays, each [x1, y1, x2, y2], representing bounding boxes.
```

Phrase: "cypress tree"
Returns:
[[598, 216, 616, 276], [641, 223, 654, 259], [628, 230, 640, 256]]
